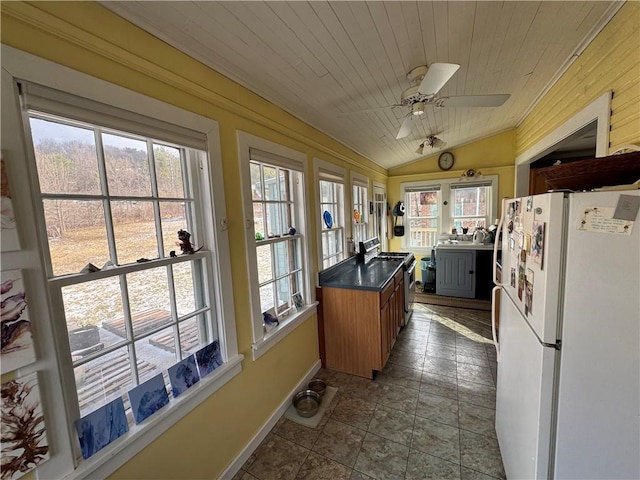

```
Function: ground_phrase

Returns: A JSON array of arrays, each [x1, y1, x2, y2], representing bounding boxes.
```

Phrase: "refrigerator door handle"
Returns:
[[492, 286, 501, 361], [493, 209, 505, 286]]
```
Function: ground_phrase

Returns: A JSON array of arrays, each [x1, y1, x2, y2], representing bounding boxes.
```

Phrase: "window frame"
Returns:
[[401, 175, 498, 252], [350, 172, 370, 248], [314, 158, 347, 271], [237, 131, 317, 361], [2, 45, 242, 480], [450, 183, 492, 231]]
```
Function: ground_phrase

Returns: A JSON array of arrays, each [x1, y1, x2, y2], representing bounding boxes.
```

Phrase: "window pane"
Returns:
[[278, 169, 289, 201], [276, 277, 290, 313], [263, 166, 278, 201], [103, 133, 151, 197], [112, 200, 158, 264], [265, 202, 283, 237], [250, 162, 262, 201], [281, 203, 292, 234], [63, 278, 124, 353], [257, 244, 273, 284], [160, 201, 189, 257], [135, 336, 174, 384], [30, 117, 101, 195], [320, 180, 331, 203], [259, 284, 274, 312], [253, 203, 265, 239], [172, 261, 197, 316], [453, 187, 488, 217], [154, 145, 184, 198], [75, 347, 134, 417], [178, 316, 205, 357], [43, 199, 109, 276], [409, 218, 438, 248], [127, 268, 171, 337], [273, 241, 290, 278], [407, 191, 438, 217], [325, 229, 342, 256]]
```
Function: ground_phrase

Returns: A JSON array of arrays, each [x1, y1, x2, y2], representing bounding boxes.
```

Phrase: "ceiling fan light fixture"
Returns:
[[415, 135, 445, 154], [412, 102, 426, 116]]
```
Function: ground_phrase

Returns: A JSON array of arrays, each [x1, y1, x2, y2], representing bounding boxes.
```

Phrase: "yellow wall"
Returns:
[[387, 130, 516, 257], [2, 1, 637, 478], [517, 2, 640, 154], [0, 2, 385, 479]]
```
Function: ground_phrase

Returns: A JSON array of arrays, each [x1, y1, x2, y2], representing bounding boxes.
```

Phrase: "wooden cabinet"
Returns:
[[436, 250, 476, 298], [321, 270, 404, 379]]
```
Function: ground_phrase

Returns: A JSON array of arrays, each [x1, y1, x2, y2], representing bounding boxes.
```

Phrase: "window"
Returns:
[[451, 184, 490, 231], [351, 174, 369, 248], [315, 159, 346, 270], [27, 110, 217, 417], [250, 159, 303, 317], [238, 133, 314, 359], [405, 186, 440, 249], [372, 183, 387, 250], [5, 60, 240, 479], [401, 176, 498, 250]]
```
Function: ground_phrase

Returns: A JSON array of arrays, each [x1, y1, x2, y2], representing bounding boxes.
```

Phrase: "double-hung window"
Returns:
[[401, 176, 497, 251], [450, 183, 491, 231], [238, 133, 313, 359], [12, 74, 239, 478], [405, 185, 440, 249], [22, 84, 226, 415], [351, 174, 369, 247], [315, 159, 346, 270]]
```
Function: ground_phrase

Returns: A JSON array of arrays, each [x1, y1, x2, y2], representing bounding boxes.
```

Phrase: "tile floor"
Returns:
[[234, 304, 505, 480]]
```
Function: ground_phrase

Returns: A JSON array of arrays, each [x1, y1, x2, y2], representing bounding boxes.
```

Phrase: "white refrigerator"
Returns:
[[491, 190, 640, 479]]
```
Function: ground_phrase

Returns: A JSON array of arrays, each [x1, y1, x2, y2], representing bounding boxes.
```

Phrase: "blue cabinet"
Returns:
[[436, 250, 476, 298]]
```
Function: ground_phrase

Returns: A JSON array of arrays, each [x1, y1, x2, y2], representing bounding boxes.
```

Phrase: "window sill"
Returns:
[[252, 303, 318, 361], [63, 354, 244, 480]]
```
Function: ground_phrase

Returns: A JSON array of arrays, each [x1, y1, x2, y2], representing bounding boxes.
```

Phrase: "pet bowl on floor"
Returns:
[[308, 378, 327, 398], [292, 389, 321, 418]]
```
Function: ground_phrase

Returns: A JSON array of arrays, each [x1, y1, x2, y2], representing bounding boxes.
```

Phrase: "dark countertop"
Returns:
[[318, 256, 403, 292]]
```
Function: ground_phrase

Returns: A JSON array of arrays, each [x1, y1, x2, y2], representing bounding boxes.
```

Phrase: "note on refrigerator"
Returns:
[[578, 206, 633, 235]]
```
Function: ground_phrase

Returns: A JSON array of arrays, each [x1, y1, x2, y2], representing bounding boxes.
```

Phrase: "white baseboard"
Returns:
[[219, 359, 322, 479]]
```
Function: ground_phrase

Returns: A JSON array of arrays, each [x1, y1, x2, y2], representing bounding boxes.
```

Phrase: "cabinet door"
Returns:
[[394, 284, 402, 334], [436, 250, 476, 298], [380, 300, 391, 368]]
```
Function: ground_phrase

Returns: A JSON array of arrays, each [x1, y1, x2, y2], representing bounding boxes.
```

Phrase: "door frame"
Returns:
[[514, 92, 611, 196]]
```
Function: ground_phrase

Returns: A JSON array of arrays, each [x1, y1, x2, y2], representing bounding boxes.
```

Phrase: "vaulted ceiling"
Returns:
[[103, 1, 621, 169]]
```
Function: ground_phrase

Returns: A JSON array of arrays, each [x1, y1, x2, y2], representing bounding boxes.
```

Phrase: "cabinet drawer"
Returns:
[[381, 280, 394, 305], [394, 270, 403, 286]]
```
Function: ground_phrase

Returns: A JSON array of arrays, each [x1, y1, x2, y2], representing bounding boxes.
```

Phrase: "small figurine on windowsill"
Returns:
[[176, 229, 202, 255]]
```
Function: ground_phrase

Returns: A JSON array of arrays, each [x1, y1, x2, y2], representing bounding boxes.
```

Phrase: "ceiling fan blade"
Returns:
[[440, 94, 510, 107], [418, 63, 460, 95], [396, 115, 416, 139]]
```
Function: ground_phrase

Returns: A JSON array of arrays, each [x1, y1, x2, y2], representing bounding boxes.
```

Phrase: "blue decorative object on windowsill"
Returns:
[[323, 211, 333, 229], [263, 308, 280, 333]]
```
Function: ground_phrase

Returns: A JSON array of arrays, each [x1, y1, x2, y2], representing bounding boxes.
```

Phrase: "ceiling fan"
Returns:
[[351, 63, 510, 140]]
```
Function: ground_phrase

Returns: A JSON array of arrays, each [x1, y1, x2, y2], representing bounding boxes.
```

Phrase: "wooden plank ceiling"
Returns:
[[103, 1, 619, 169]]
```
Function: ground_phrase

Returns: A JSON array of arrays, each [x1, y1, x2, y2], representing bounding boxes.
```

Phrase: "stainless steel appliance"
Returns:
[[359, 237, 416, 326]]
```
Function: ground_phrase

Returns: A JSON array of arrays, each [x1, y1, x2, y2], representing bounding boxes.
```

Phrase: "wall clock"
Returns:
[[438, 152, 455, 171]]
